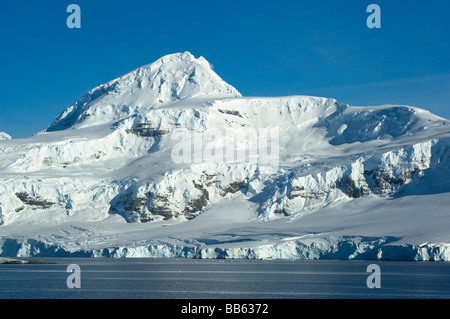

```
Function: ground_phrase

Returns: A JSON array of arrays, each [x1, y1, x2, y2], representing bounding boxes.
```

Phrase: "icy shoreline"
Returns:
[[1, 235, 449, 261], [0, 257, 48, 264]]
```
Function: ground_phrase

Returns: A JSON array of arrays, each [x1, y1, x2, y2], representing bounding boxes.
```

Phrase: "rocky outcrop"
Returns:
[[15, 192, 56, 210]]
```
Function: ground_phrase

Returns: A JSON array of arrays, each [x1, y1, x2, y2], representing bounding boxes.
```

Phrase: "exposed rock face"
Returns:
[[15, 192, 56, 210]]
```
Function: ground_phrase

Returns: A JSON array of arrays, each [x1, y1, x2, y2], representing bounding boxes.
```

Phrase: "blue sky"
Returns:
[[1, 0, 449, 138]]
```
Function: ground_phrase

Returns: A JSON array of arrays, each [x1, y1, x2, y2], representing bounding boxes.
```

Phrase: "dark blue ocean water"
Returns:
[[1, 258, 449, 299]]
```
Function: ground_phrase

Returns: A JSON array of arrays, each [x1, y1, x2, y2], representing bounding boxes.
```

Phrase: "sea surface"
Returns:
[[0, 258, 449, 299]]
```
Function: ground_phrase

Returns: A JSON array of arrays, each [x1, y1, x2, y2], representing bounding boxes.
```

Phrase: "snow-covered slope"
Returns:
[[46, 52, 241, 132], [1, 52, 449, 260], [0, 132, 12, 141]]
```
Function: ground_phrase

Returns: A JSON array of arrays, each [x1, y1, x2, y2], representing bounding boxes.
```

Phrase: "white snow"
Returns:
[[0, 52, 449, 260], [0, 132, 12, 141], [46, 52, 241, 132]]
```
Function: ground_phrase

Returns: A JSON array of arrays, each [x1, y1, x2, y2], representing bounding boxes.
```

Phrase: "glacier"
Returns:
[[1, 51, 449, 261]]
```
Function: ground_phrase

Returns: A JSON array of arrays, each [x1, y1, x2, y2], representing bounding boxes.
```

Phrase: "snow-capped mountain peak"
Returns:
[[46, 52, 241, 131]]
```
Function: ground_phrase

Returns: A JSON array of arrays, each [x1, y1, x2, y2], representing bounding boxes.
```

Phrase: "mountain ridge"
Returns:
[[46, 52, 241, 132]]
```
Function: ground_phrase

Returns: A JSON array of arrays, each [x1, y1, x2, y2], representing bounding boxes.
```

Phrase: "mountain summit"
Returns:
[[47, 52, 241, 132]]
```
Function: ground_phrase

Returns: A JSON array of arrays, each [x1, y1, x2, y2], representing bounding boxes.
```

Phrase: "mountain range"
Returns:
[[1, 52, 449, 260]]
